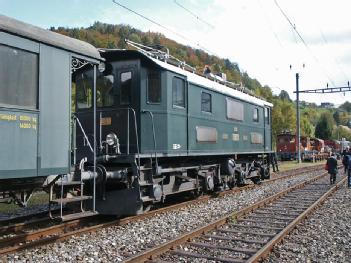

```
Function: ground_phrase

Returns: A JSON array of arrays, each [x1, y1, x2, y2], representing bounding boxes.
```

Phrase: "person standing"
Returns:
[[348, 154, 351, 188], [326, 153, 338, 185], [342, 146, 350, 174]]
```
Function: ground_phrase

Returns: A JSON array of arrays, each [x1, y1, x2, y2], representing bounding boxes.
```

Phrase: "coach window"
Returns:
[[253, 108, 259, 122], [172, 77, 185, 108], [0, 45, 38, 109], [147, 70, 161, 104], [201, 92, 212, 113], [76, 70, 93, 109], [120, 71, 132, 105]]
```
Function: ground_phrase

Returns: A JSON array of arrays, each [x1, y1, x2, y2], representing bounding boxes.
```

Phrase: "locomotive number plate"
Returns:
[[100, 117, 112, 126]]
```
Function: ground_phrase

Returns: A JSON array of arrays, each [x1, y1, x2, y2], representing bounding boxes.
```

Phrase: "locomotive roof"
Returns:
[[0, 14, 101, 61], [100, 49, 273, 107]]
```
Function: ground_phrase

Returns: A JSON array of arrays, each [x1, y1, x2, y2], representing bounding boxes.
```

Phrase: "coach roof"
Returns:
[[0, 14, 101, 61]]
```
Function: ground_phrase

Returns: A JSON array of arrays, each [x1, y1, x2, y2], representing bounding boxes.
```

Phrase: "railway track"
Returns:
[[124, 171, 345, 262], [0, 164, 327, 256]]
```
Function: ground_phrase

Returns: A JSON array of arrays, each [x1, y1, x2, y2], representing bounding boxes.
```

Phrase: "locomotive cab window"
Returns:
[[201, 92, 212, 113], [120, 71, 132, 105], [172, 77, 185, 108], [97, 74, 114, 107], [147, 70, 161, 104], [76, 70, 93, 109], [253, 108, 259, 122], [0, 45, 38, 109]]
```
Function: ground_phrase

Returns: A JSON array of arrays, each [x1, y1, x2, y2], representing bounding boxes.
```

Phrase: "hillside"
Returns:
[[51, 22, 351, 143]]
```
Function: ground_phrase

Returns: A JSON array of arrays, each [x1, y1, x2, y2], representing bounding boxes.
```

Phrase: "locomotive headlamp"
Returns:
[[98, 62, 106, 72], [106, 133, 118, 146]]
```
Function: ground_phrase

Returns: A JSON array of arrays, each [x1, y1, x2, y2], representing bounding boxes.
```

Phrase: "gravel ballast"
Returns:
[[3, 170, 330, 263], [266, 182, 351, 263]]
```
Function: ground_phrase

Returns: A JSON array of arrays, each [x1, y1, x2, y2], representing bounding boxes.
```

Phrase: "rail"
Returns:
[[0, 165, 326, 256], [124, 170, 346, 262]]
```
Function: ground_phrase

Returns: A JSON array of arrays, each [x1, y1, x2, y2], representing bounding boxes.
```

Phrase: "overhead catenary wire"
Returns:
[[173, 0, 215, 30], [274, 0, 337, 88], [112, 0, 218, 56]]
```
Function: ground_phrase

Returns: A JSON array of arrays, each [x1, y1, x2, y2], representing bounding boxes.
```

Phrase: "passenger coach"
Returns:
[[0, 14, 102, 210]]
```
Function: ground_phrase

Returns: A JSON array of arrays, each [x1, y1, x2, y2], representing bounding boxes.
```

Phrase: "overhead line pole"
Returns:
[[296, 73, 301, 163]]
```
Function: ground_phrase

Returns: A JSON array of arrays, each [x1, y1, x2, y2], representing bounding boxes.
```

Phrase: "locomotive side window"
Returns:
[[201, 92, 212, 113], [253, 108, 259, 122], [264, 107, 270, 124], [172, 77, 185, 108], [76, 71, 93, 109], [147, 70, 161, 104], [97, 75, 114, 107], [0, 45, 38, 109], [120, 71, 132, 105], [226, 98, 244, 121]]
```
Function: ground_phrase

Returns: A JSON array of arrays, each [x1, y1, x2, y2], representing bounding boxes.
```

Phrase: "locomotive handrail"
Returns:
[[141, 110, 159, 175], [73, 115, 94, 153], [109, 107, 141, 177]]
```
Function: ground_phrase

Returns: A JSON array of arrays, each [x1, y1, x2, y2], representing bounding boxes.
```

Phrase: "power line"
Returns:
[[274, 0, 337, 88], [112, 0, 217, 56], [174, 0, 215, 29]]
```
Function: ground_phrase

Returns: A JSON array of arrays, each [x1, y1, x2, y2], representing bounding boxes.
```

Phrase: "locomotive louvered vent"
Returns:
[[196, 126, 218, 143], [251, 132, 263, 144]]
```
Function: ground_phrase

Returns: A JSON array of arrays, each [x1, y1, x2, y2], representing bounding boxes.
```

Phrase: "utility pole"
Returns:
[[296, 73, 301, 163]]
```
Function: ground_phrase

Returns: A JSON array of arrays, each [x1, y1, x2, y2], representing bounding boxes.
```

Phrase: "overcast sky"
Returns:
[[1, 0, 351, 105]]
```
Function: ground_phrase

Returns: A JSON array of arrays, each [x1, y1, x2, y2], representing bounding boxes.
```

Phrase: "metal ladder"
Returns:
[[48, 174, 96, 221]]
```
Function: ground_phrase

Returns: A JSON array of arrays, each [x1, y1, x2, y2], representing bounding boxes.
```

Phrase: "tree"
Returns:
[[315, 112, 334, 139], [333, 111, 341, 125], [300, 116, 314, 137], [340, 101, 351, 112], [278, 90, 291, 101], [272, 98, 296, 139]]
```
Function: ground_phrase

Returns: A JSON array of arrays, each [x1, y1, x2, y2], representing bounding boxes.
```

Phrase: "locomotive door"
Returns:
[[114, 64, 138, 154], [168, 75, 188, 155], [264, 107, 272, 151]]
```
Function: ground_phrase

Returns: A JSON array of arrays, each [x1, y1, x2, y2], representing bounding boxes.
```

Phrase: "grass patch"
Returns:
[[278, 160, 324, 172], [0, 191, 49, 214]]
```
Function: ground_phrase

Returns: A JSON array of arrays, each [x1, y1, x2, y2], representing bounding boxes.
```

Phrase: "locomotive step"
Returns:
[[55, 181, 84, 186], [141, 196, 154, 202], [50, 195, 92, 204], [59, 211, 97, 222]]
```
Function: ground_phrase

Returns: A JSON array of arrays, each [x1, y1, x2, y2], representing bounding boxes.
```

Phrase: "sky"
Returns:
[[1, 0, 351, 106]]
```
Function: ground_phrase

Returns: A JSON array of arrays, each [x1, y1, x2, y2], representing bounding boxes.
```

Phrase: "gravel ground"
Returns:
[[265, 181, 351, 263], [3, 169, 326, 263]]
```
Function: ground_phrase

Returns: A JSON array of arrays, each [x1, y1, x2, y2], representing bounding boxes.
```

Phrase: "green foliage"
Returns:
[[301, 116, 314, 137], [272, 98, 296, 139], [333, 111, 341, 125], [315, 112, 334, 139], [340, 101, 351, 112], [278, 90, 291, 102], [332, 126, 351, 141]]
